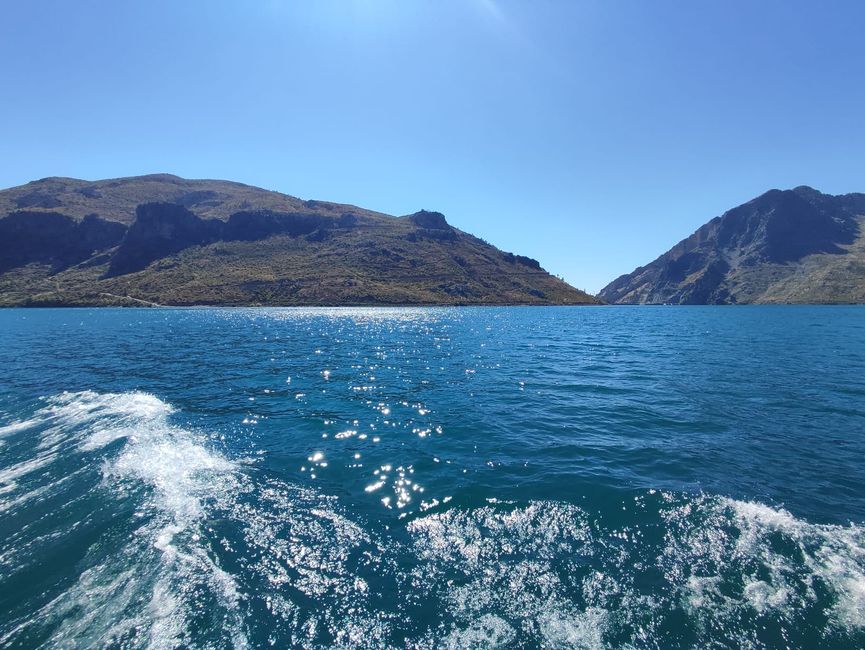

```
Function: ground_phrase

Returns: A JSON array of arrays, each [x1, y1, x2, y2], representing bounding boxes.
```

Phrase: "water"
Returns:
[[1, 306, 864, 649]]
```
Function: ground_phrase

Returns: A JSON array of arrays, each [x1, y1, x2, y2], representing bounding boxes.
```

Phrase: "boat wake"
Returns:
[[0, 391, 863, 648]]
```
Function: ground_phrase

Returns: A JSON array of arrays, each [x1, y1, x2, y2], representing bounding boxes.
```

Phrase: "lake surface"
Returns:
[[1, 306, 864, 648]]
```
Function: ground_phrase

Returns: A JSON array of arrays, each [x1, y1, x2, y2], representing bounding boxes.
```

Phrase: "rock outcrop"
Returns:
[[407, 210, 450, 230], [108, 203, 222, 276], [0, 211, 126, 273]]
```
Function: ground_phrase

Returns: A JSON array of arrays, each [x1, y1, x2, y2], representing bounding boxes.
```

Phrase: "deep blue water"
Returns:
[[1, 306, 864, 648]]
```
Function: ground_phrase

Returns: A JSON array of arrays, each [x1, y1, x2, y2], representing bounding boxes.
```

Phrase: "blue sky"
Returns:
[[1, 1, 864, 292]]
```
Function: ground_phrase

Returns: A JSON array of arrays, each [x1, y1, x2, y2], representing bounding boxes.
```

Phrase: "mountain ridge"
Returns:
[[599, 186, 865, 304], [0, 174, 598, 307]]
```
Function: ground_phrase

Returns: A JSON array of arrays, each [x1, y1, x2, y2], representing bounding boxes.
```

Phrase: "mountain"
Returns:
[[599, 186, 865, 304], [0, 174, 598, 306]]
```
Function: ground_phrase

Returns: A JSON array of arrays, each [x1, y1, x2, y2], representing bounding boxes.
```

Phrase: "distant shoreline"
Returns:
[[4, 302, 865, 309], [0, 302, 607, 309]]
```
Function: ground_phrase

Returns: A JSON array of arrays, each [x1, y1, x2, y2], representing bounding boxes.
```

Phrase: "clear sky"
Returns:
[[1, 1, 864, 292]]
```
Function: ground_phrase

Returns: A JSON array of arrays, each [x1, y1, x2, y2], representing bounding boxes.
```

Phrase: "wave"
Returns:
[[0, 391, 248, 648], [0, 391, 395, 648], [0, 391, 863, 648]]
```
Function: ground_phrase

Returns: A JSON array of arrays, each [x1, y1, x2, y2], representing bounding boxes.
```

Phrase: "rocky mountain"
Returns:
[[0, 174, 597, 306], [599, 186, 865, 304]]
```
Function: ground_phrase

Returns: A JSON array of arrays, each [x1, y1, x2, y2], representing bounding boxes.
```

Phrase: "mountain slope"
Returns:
[[599, 186, 865, 304], [0, 174, 598, 306]]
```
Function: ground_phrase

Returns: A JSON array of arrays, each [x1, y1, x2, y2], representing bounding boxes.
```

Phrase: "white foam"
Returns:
[[0, 453, 57, 493], [408, 501, 601, 646], [538, 607, 608, 649], [727, 497, 865, 630], [0, 391, 251, 649], [12, 392, 394, 648], [0, 417, 41, 437], [438, 614, 516, 649], [52, 390, 175, 451], [111, 437, 234, 531], [663, 495, 865, 637], [407, 495, 865, 647]]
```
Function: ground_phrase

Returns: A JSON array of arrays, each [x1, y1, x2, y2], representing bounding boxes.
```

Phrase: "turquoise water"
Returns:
[[1, 306, 864, 648]]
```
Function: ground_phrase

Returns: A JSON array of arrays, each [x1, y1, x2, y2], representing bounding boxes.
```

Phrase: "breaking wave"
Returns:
[[0, 391, 863, 648]]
